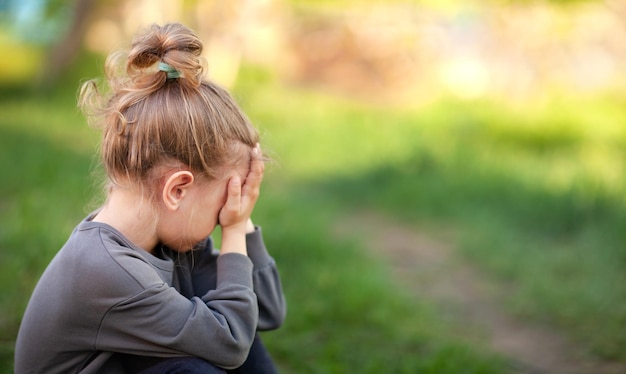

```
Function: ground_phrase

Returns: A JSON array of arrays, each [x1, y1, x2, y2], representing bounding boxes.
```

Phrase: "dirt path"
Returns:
[[334, 211, 626, 374]]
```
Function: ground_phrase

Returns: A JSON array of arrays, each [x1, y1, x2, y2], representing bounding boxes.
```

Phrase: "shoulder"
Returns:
[[18, 221, 172, 347], [58, 222, 174, 294]]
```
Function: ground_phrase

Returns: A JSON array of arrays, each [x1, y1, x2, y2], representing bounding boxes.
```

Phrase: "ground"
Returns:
[[334, 210, 626, 374]]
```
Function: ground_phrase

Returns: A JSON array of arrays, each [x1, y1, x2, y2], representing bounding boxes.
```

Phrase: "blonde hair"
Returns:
[[80, 23, 259, 192]]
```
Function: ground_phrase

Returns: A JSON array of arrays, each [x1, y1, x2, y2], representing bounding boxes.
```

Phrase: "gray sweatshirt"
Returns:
[[14, 216, 286, 373]]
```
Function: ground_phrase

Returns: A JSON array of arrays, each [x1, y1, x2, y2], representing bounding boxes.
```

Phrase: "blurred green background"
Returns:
[[1, 0, 626, 373]]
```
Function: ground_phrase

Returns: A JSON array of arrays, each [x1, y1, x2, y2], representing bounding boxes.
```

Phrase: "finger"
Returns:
[[223, 176, 242, 212], [246, 144, 265, 184], [243, 164, 263, 197], [241, 144, 264, 202]]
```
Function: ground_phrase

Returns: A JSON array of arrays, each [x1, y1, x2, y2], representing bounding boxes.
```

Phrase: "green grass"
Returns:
[[0, 91, 100, 372], [0, 60, 506, 372], [233, 66, 626, 360], [2, 51, 626, 371], [251, 185, 503, 373]]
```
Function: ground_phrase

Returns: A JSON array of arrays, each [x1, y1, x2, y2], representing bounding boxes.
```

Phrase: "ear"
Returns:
[[162, 171, 195, 211]]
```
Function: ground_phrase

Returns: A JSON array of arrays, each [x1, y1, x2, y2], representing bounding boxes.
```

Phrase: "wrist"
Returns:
[[220, 226, 247, 256], [245, 219, 255, 233]]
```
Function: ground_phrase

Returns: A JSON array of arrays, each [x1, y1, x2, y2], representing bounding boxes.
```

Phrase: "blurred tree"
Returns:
[[38, 0, 96, 87]]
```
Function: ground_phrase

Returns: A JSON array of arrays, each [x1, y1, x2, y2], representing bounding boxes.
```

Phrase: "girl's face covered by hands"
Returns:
[[157, 144, 263, 252]]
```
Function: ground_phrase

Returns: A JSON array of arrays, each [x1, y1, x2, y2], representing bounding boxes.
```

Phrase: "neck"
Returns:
[[92, 186, 159, 253]]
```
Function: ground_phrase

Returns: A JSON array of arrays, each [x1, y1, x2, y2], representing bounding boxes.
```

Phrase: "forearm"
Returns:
[[220, 229, 247, 256], [245, 218, 255, 233], [219, 219, 256, 256], [193, 222, 286, 330], [98, 256, 258, 369]]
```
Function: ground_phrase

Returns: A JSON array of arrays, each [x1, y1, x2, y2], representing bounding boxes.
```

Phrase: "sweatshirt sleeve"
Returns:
[[96, 253, 258, 370], [189, 227, 286, 331], [245, 226, 287, 331]]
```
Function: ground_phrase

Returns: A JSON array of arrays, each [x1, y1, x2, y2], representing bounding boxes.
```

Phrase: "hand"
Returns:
[[218, 144, 264, 254]]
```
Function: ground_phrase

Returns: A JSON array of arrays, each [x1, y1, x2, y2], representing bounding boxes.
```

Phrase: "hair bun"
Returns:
[[126, 23, 205, 86]]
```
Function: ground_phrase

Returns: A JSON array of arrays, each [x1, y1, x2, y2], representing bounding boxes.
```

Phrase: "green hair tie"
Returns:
[[158, 62, 181, 79]]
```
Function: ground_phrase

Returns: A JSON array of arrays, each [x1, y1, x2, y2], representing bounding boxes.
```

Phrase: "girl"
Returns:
[[15, 23, 286, 373]]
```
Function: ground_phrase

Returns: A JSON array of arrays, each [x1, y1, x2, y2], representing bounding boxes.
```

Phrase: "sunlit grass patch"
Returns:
[[293, 98, 626, 359]]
